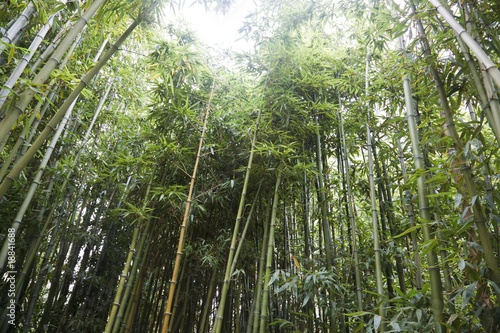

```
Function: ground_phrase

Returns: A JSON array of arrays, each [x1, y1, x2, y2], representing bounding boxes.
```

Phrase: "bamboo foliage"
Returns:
[[1, 0, 500, 332], [0, 18, 140, 198]]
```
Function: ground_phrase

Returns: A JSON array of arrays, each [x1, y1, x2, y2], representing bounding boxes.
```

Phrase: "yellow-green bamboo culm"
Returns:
[[160, 77, 216, 333]]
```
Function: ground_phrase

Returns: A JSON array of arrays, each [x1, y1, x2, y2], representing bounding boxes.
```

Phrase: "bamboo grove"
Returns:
[[1, 0, 500, 332]]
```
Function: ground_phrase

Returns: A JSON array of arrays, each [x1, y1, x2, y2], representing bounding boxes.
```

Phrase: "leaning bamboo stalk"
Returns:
[[160, 77, 216, 333], [432, 3, 500, 144], [429, 0, 500, 90], [0, 19, 140, 199], [0, 2, 35, 54], [0, 0, 106, 145], [0, 98, 75, 270], [11, 41, 108, 167], [454, 36, 500, 142], [0, 11, 59, 111], [0, 91, 54, 181], [212, 108, 262, 333], [411, 1, 500, 286], [230, 183, 262, 277], [30, 19, 74, 73]]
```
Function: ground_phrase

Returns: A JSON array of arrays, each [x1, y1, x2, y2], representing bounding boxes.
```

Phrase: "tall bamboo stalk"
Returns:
[[212, 107, 262, 333], [411, 2, 500, 286], [30, 19, 74, 73], [251, 198, 272, 333], [450, 17, 500, 143], [259, 170, 282, 333], [160, 77, 216, 333], [0, 91, 54, 181], [315, 116, 335, 269], [0, 98, 75, 270], [400, 29, 445, 323], [395, 136, 423, 290], [339, 107, 363, 311], [104, 169, 155, 333], [365, 47, 385, 327], [111, 218, 152, 333]]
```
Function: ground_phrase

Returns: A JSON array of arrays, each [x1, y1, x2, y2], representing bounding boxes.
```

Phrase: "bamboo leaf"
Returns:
[[7, 47, 15, 64], [267, 270, 279, 287], [392, 224, 421, 239], [454, 193, 462, 210], [374, 315, 381, 330]]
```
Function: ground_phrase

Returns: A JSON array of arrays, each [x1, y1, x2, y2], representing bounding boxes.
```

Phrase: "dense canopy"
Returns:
[[1, 0, 500, 332]]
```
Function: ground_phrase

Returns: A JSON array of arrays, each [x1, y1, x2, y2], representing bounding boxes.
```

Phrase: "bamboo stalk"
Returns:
[[0, 11, 58, 111], [399, 21, 445, 321], [365, 46, 385, 327], [0, 2, 35, 54], [339, 106, 363, 311], [259, 170, 282, 333], [411, 1, 500, 287], [0, 98, 75, 270], [212, 107, 262, 333], [429, 0, 500, 90], [0, 19, 139, 199], [252, 198, 272, 333], [160, 77, 216, 333], [0, 0, 106, 145]]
